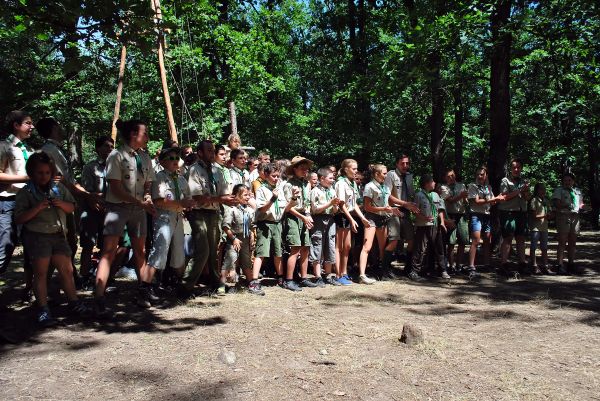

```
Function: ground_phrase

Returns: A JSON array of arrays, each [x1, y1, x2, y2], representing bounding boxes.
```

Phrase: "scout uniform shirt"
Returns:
[[363, 180, 390, 216], [15, 182, 75, 234], [335, 176, 359, 213], [255, 181, 287, 222], [552, 186, 583, 215], [499, 175, 528, 212], [188, 160, 227, 210], [105, 145, 155, 203], [0, 134, 33, 197], [383, 169, 415, 207], [41, 139, 74, 185], [223, 204, 255, 238], [310, 184, 337, 215], [283, 177, 311, 215], [468, 183, 494, 214], [414, 190, 444, 227], [529, 196, 549, 232], [152, 169, 191, 212], [215, 163, 233, 194], [81, 159, 108, 197], [440, 182, 467, 215], [230, 166, 250, 188]]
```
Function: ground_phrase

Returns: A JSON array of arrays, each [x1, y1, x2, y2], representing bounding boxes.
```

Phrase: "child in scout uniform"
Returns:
[[183, 140, 236, 296], [215, 145, 233, 194], [467, 166, 505, 278], [334, 159, 370, 285], [409, 175, 449, 281], [310, 167, 341, 286], [282, 156, 315, 291], [498, 158, 531, 274], [250, 162, 292, 295], [138, 147, 195, 308], [94, 119, 156, 317], [552, 172, 585, 274], [529, 183, 553, 275], [14, 152, 91, 326], [230, 149, 250, 187], [360, 164, 401, 283], [440, 168, 469, 273], [221, 184, 255, 295], [79, 136, 114, 287], [383, 154, 419, 276]]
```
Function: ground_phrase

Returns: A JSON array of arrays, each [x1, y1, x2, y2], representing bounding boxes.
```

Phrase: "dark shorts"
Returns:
[[255, 221, 283, 258], [22, 230, 72, 261], [470, 213, 491, 234], [335, 213, 352, 230], [80, 209, 106, 248], [387, 212, 415, 241], [285, 215, 311, 247], [500, 211, 528, 237], [363, 212, 389, 229], [445, 213, 469, 245]]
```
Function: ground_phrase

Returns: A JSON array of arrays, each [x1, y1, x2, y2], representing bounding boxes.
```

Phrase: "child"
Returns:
[[529, 183, 552, 274], [410, 175, 448, 281], [14, 152, 90, 326], [309, 172, 318, 188], [222, 184, 255, 295], [230, 149, 250, 187], [138, 147, 195, 307], [335, 159, 370, 285], [250, 163, 292, 295], [360, 164, 401, 283], [440, 168, 469, 273], [282, 156, 314, 291], [467, 166, 505, 278], [310, 167, 341, 286], [552, 173, 585, 274]]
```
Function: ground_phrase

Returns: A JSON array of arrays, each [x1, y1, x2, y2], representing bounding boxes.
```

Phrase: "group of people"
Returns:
[[0, 111, 586, 327]]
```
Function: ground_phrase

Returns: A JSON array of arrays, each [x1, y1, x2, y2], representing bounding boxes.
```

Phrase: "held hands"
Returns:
[[350, 219, 358, 233], [232, 238, 242, 252], [303, 215, 314, 230], [221, 194, 237, 206], [405, 202, 420, 214], [87, 193, 104, 212], [329, 197, 341, 207], [362, 218, 371, 229], [180, 198, 196, 210], [461, 190, 469, 199], [141, 199, 157, 216]]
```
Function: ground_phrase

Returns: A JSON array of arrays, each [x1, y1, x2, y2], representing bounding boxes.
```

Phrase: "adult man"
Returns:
[[182, 140, 235, 295], [382, 154, 419, 277], [498, 158, 530, 274]]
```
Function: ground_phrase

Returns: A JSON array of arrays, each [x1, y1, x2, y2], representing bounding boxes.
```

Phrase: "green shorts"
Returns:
[[255, 221, 283, 258], [285, 215, 311, 247], [556, 212, 580, 235], [446, 213, 469, 245], [500, 211, 528, 237]]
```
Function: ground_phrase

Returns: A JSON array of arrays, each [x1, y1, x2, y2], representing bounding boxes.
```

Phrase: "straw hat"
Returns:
[[285, 156, 314, 176]]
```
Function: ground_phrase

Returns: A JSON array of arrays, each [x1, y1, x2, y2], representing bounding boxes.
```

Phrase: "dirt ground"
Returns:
[[1, 231, 599, 401]]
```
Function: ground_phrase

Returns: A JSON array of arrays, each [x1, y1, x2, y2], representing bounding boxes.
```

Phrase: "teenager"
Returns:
[[440, 168, 469, 272], [230, 149, 250, 187], [529, 183, 552, 274]]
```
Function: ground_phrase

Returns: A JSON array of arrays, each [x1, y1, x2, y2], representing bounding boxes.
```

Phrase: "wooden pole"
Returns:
[[151, 0, 178, 142], [111, 44, 127, 141], [229, 101, 237, 137]]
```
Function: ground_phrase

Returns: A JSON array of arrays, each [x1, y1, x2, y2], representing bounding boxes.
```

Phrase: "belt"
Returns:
[[191, 208, 219, 214], [0, 196, 16, 201]]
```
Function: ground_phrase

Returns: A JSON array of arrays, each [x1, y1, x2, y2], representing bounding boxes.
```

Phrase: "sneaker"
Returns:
[[337, 275, 353, 286], [67, 300, 93, 318], [283, 280, 302, 292], [468, 270, 481, 281], [248, 280, 266, 296], [540, 265, 555, 275], [277, 276, 285, 288], [93, 297, 111, 319], [408, 271, 424, 282], [359, 274, 376, 285], [300, 278, 318, 288], [325, 275, 341, 286], [216, 284, 227, 296], [532, 265, 543, 275], [439, 271, 451, 280], [314, 277, 326, 288], [37, 307, 57, 327]]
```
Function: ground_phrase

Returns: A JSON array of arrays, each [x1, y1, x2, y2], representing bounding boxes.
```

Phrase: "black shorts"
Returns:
[[335, 213, 352, 229], [364, 211, 389, 228]]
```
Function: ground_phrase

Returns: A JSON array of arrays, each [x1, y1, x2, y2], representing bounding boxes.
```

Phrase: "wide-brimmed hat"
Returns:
[[285, 156, 314, 176], [159, 146, 182, 160]]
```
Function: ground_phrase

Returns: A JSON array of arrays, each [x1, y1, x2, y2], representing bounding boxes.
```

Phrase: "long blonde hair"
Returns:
[[339, 159, 357, 178]]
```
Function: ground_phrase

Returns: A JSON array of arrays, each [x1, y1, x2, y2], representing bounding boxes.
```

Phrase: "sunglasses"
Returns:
[[165, 156, 180, 161]]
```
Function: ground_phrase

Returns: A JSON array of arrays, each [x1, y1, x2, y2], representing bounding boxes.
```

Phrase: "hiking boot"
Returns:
[[384, 269, 400, 280], [439, 271, 451, 280], [359, 274, 376, 285], [540, 265, 555, 275], [557, 264, 569, 275], [314, 277, 326, 288], [67, 300, 93, 319], [37, 307, 58, 328], [93, 297, 111, 319], [532, 265, 543, 275], [283, 280, 302, 292], [337, 275, 353, 286], [248, 280, 265, 296], [468, 270, 481, 281], [300, 278, 318, 288], [325, 275, 341, 286], [216, 284, 227, 296], [277, 276, 285, 288], [408, 271, 424, 282]]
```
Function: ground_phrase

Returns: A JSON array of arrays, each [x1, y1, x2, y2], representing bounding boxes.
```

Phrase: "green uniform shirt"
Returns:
[[15, 182, 75, 234]]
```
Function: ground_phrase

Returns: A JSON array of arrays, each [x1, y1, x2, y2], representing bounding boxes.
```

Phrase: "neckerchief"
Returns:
[[26, 181, 60, 201], [420, 189, 438, 224], [130, 149, 144, 175], [534, 196, 547, 215], [477, 183, 490, 198], [217, 164, 231, 185], [7, 134, 29, 161], [337, 175, 358, 204], [198, 160, 216, 195], [289, 177, 310, 210], [567, 187, 577, 211], [232, 166, 247, 183], [261, 180, 280, 215], [239, 204, 251, 238], [170, 172, 181, 200], [374, 180, 388, 207], [395, 169, 409, 202]]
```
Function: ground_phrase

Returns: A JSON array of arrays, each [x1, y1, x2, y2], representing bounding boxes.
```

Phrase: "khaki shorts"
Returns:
[[223, 236, 252, 270], [22, 230, 72, 261], [556, 213, 580, 235], [387, 213, 414, 241], [255, 221, 283, 258], [103, 203, 147, 238], [285, 215, 311, 247]]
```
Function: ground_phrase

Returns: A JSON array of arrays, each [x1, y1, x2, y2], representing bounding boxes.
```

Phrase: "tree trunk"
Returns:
[[229, 101, 238, 137], [151, 0, 178, 142], [111, 45, 127, 141], [68, 125, 83, 174], [454, 85, 464, 180], [430, 49, 444, 181], [587, 125, 600, 229], [488, 0, 512, 194]]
